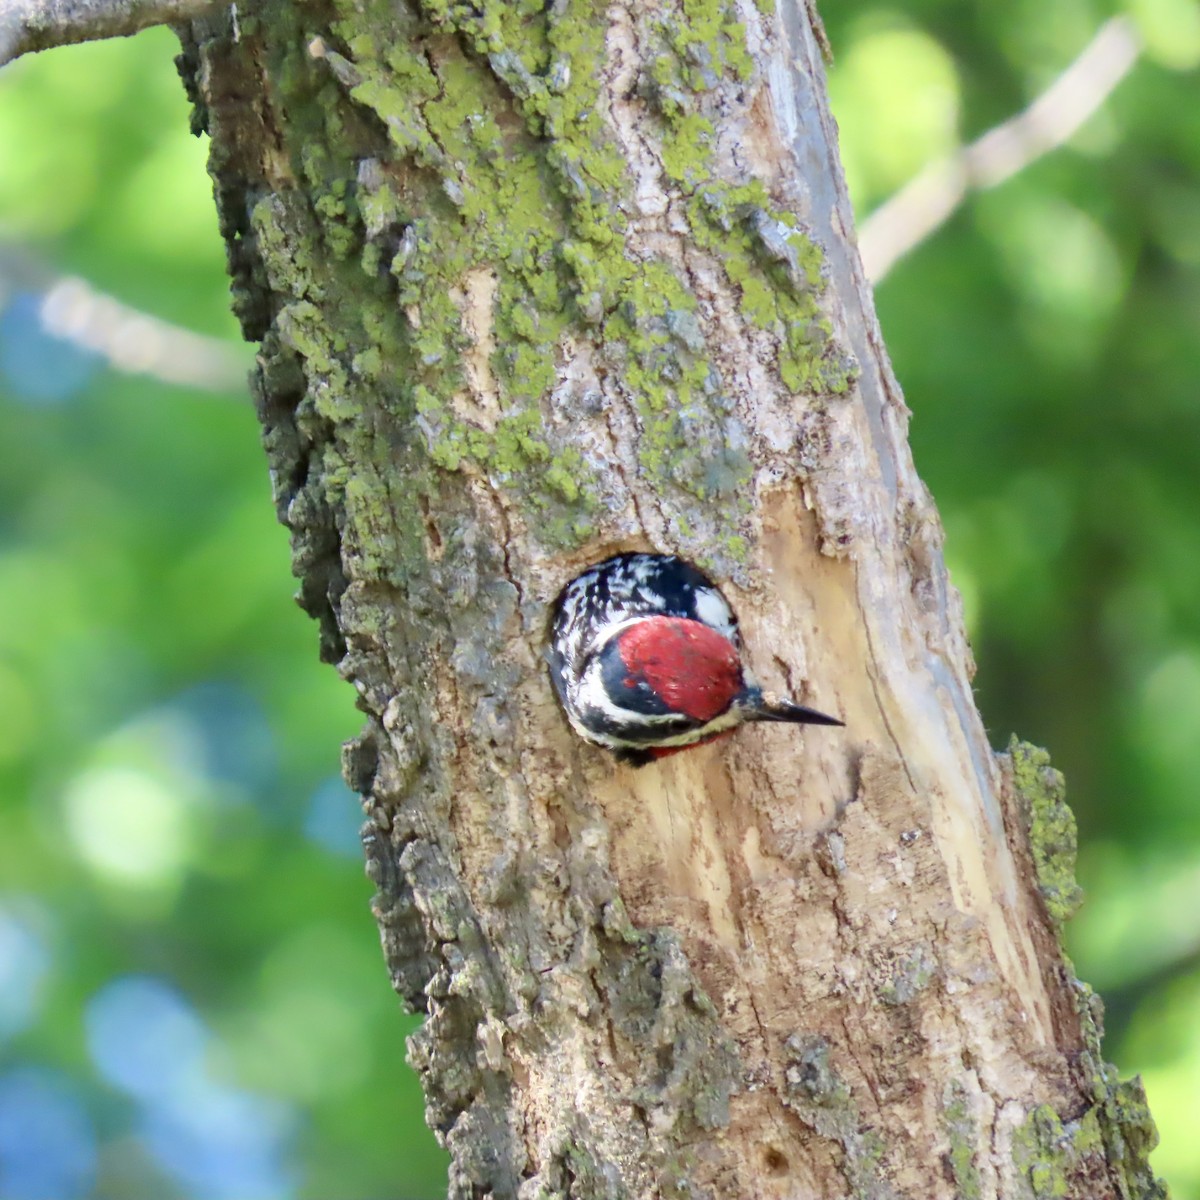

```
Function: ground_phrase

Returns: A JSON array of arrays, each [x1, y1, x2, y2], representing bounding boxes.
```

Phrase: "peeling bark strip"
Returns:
[[177, 0, 1165, 1195]]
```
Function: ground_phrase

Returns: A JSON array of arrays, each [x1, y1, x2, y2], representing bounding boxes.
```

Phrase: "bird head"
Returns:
[[603, 615, 745, 724]]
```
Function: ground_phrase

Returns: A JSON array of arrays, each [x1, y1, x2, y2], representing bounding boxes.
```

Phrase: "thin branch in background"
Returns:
[[0, 0, 252, 399], [0, 246, 250, 393], [859, 17, 1141, 283], [0, 0, 219, 67], [38, 274, 250, 392]]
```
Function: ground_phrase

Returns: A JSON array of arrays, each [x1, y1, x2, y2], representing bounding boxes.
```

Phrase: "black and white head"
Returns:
[[547, 553, 842, 765]]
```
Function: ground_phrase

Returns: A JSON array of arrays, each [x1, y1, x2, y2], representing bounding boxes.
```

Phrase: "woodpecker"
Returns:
[[546, 552, 843, 765]]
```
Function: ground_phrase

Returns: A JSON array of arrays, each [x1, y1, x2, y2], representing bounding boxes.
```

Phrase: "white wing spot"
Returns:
[[694, 587, 735, 638]]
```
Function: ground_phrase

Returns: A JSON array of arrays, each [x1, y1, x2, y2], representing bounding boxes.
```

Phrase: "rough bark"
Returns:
[[174, 0, 1167, 1195]]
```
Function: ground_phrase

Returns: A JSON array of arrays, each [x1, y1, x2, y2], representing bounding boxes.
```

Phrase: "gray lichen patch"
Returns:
[[590, 917, 740, 1135], [877, 943, 937, 1007], [782, 1034, 893, 1199]]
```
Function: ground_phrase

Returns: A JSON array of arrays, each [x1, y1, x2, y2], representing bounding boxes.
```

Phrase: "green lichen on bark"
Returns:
[[321, 0, 694, 527], [1001, 741, 1166, 1199], [1007, 739, 1085, 928], [246, 0, 853, 555], [1056, 981, 1169, 1200], [250, 188, 436, 587], [249, 0, 618, 546], [1096, 1078, 1166, 1199], [188, 0, 857, 561], [1013, 1103, 1102, 1199], [592, 906, 740, 1142], [1012, 1085, 1165, 1200], [644, 7, 856, 399], [942, 1080, 982, 1200]]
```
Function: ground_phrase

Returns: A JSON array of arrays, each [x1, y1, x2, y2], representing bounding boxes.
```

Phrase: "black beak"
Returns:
[[743, 688, 844, 727]]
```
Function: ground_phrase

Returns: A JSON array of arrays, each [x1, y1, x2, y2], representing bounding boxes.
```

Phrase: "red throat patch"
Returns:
[[616, 617, 742, 722]]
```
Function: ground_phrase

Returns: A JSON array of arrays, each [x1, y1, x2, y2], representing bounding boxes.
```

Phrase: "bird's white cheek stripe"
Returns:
[[569, 663, 744, 749], [574, 665, 680, 729]]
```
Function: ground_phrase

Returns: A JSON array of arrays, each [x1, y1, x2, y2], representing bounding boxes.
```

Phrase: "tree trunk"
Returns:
[[177, 0, 1166, 1195]]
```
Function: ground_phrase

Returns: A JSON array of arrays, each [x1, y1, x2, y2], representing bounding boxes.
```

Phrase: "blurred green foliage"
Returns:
[[0, 1, 1197, 1195]]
